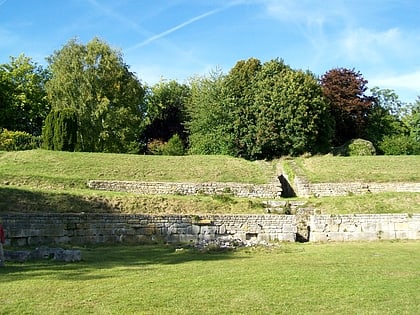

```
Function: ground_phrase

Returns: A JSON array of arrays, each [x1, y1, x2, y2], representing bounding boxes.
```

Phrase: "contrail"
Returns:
[[132, 8, 223, 49], [87, 0, 150, 37]]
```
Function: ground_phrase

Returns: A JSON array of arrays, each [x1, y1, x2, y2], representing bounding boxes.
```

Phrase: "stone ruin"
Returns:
[[4, 246, 81, 263]]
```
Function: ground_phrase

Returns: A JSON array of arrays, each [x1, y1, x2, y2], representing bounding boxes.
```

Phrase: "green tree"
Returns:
[[252, 60, 332, 159], [224, 58, 262, 158], [407, 97, 420, 142], [365, 87, 407, 150], [45, 38, 145, 153], [143, 80, 190, 149], [0, 54, 50, 136], [43, 109, 78, 151], [186, 59, 333, 160], [186, 70, 235, 155], [321, 68, 374, 146], [162, 134, 185, 156]]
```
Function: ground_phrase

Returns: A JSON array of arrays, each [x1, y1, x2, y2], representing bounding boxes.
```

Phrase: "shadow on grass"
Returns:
[[0, 186, 116, 213], [0, 244, 241, 282]]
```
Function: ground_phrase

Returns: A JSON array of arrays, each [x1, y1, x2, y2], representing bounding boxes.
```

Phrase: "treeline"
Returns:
[[1, 38, 419, 158]]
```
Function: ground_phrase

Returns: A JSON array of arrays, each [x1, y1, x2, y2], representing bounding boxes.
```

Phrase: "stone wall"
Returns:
[[87, 180, 281, 199], [309, 213, 420, 242], [296, 180, 420, 197], [283, 160, 420, 197], [1, 213, 296, 247], [2, 212, 419, 246]]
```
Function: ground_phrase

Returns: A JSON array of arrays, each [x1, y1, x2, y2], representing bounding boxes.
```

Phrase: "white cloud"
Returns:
[[369, 71, 420, 103], [339, 27, 403, 63], [262, 0, 345, 27], [370, 71, 420, 90]]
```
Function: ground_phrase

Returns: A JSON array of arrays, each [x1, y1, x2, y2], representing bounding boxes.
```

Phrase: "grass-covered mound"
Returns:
[[290, 155, 420, 183], [0, 149, 274, 189], [0, 150, 419, 215]]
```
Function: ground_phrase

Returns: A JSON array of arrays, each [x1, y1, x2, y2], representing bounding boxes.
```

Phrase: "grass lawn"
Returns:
[[292, 155, 420, 183], [1, 242, 419, 314], [307, 192, 420, 214], [0, 149, 274, 189], [1, 150, 419, 215]]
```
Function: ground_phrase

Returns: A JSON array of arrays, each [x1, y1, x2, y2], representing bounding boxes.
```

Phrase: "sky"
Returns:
[[1, 0, 419, 103]]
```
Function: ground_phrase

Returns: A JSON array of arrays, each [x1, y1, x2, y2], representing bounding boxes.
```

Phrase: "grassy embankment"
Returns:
[[282, 155, 420, 214], [0, 242, 419, 314], [0, 149, 419, 214], [0, 149, 274, 214]]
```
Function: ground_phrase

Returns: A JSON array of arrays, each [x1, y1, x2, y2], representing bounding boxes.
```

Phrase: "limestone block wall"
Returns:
[[1, 213, 296, 247], [87, 180, 282, 199], [284, 160, 420, 197], [292, 175, 420, 197], [309, 214, 420, 242]]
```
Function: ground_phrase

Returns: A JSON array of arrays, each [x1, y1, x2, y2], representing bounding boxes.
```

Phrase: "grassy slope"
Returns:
[[0, 150, 419, 214], [0, 149, 274, 188], [295, 155, 420, 183], [0, 149, 272, 215], [1, 242, 419, 314]]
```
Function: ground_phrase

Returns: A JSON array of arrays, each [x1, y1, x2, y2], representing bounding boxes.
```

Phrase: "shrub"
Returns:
[[332, 139, 376, 156], [148, 135, 185, 156], [379, 135, 420, 155], [0, 129, 39, 151], [348, 139, 376, 156], [147, 139, 166, 155], [42, 109, 78, 151], [162, 134, 185, 156]]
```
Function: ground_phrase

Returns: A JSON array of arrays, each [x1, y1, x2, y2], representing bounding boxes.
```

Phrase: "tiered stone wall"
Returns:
[[282, 160, 420, 197], [2, 213, 419, 246], [309, 213, 420, 242], [87, 180, 282, 199], [1, 213, 296, 247], [296, 180, 420, 197]]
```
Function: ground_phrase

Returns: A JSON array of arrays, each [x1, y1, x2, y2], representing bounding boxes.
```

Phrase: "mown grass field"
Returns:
[[292, 155, 420, 183], [1, 242, 419, 314], [0, 149, 275, 188], [0, 150, 420, 215]]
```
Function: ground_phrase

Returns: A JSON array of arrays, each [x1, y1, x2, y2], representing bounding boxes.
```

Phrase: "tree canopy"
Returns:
[[186, 58, 333, 159], [143, 80, 190, 148], [321, 68, 374, 146], [1, 37, 419, 157], [46, 38, 145, 153], [0, 54, 50, 136]]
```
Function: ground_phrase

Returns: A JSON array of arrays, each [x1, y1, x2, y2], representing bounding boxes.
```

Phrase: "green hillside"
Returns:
[[0, 150, 419, 215]]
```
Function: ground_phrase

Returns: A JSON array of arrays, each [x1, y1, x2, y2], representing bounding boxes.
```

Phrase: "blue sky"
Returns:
[[1, 0, 419, 103]]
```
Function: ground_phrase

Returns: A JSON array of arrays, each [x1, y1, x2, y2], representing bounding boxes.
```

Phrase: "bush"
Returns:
[[147, 135, 185, 156], [332, 139, 376, 156], [0, 129, 39, 151], [42, 109, 78, 151], [147, 139, 166, 155], [379, 135, 420, 155], [163, 134, 185, 156]]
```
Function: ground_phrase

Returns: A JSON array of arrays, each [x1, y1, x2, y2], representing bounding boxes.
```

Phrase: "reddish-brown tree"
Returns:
[[320, 68, 374, 145]]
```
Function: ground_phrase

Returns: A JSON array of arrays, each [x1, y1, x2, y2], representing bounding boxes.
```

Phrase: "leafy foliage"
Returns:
[[0, 54, 50, 136], [143, 80, 190, 147], [252, 61, 332, 158], [187, 59, 333, 159], [224, 57, 262, 158], [42, 109, 78, 151], [0, 129, 39, 151], [321, 68, 374, 145], [186, 70, 236, 155], [379, 134, 420, 155], [162, 134, 185, 156], [45, 38, 145, 153]]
